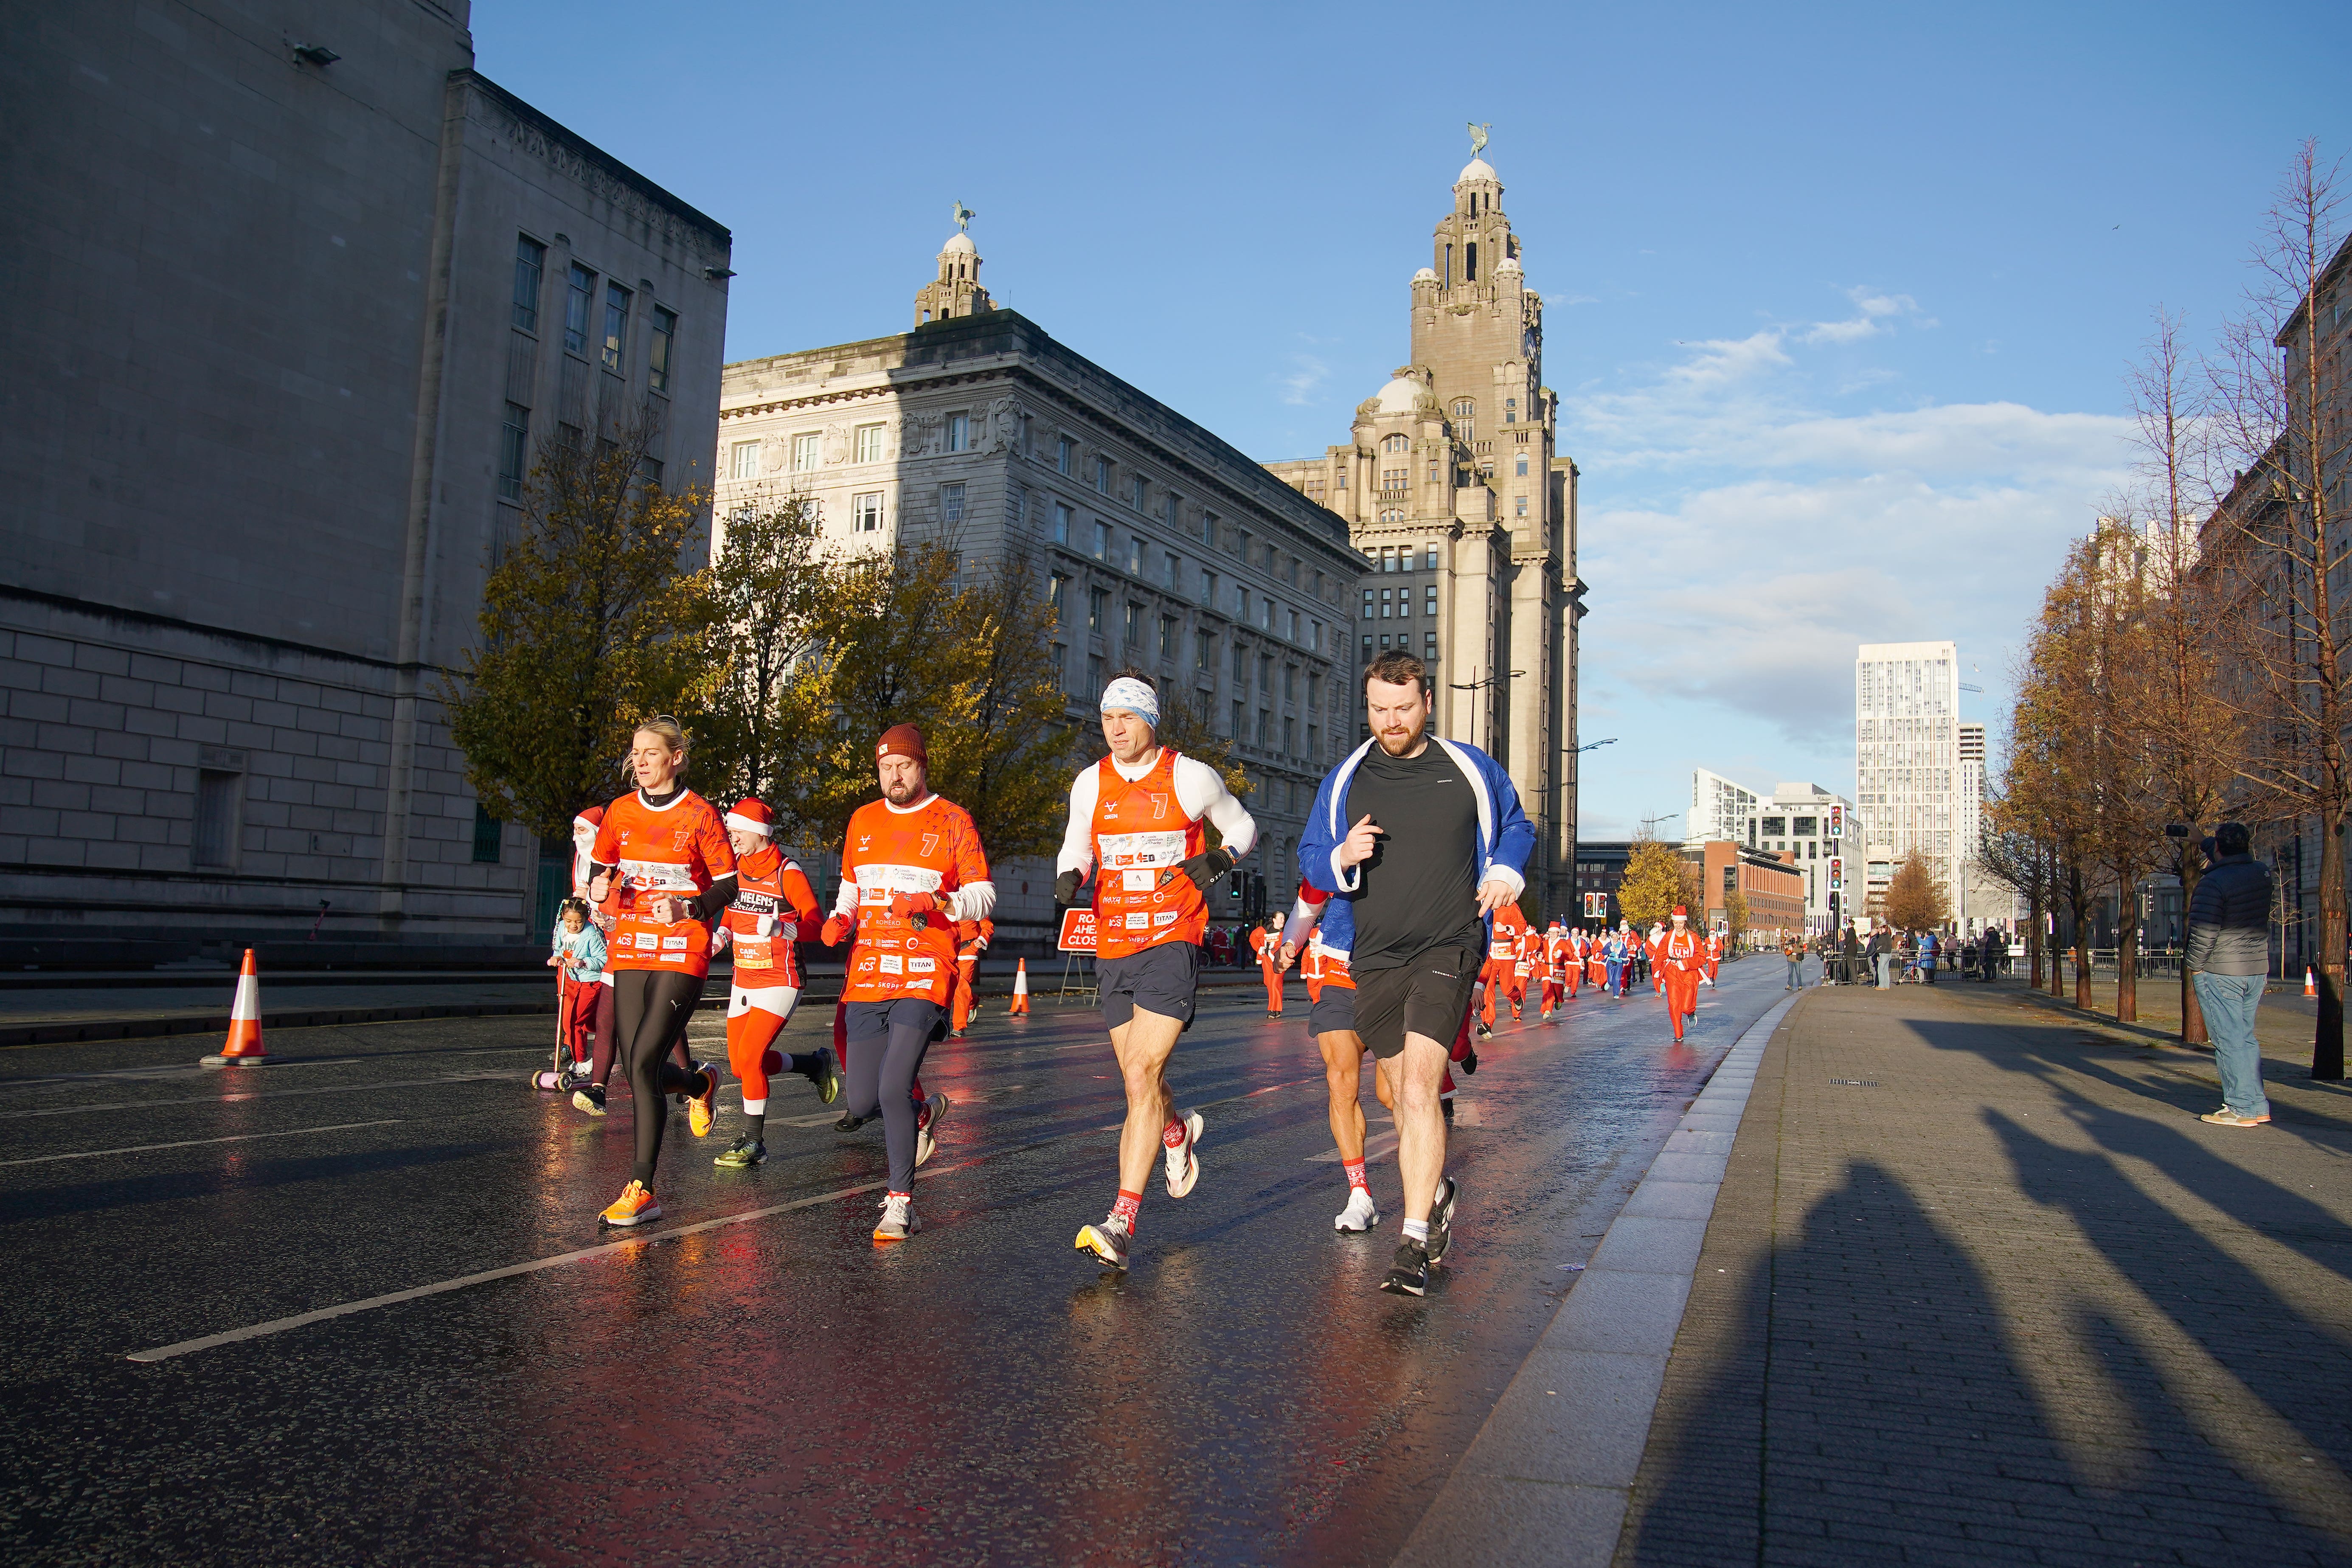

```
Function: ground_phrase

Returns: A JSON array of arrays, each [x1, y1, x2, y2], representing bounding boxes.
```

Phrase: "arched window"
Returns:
[[1453, 399, 1476, 441], [1383, 433, 1409, 453], [1379, 508, 1406, 523]]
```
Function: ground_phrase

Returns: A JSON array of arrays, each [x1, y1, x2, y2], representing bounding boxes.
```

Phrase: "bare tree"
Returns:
[[2204, 141, 2349, 1078]]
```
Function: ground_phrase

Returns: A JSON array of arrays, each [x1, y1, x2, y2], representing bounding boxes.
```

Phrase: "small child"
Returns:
[[548, 897, 607, 1076]]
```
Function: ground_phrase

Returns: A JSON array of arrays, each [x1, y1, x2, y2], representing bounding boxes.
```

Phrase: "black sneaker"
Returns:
[[1381, 1239, 1431, 1296], [804, 1047, 842, 1106], [1442, 1098, 1456, 1129], [1428, 1175, 1459, 1265], [571, 1083, 607, 1117], [835, 1111, 867, 1133], [1459, 1046, 1479, 1077]]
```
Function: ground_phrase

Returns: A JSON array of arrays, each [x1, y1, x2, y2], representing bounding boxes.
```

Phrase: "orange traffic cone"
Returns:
[[201, 949, 270, 1068], [1009, 958, 1030, 1016], [2307, 966, 2318, 998]]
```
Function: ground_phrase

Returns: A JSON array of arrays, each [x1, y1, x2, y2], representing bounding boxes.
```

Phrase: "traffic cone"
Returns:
[[1009, 958, 1030, 1016], [201, 949, 270, 1068], [2307, 966, 2318, 998]]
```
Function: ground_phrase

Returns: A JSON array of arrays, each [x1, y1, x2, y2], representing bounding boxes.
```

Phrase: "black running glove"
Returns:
[[1171, 846, 1236, 893], [1053, 868, 1085, 912]]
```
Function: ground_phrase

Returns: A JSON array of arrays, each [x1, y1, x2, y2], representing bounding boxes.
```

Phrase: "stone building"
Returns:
[[0, 0, 731, 961], [1741, 784, 1860, 934], [715, 228, 1362, 941], [1264, 146, 1583, 915]]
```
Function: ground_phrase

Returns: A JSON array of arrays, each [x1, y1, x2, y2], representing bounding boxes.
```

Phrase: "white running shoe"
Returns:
[[1335, 1187, 1380, 1233], [1075, 1213, 1132, 1270], [914, 1093, 950, 1168], [1163, 1109, 1205, 1198], [872, 1192, 921, 1242]]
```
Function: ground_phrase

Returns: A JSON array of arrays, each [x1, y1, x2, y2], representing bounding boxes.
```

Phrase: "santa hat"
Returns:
[[725, 799, 774, 837], [1672, 905, 1689, 918], [573, 805, 604, 832]]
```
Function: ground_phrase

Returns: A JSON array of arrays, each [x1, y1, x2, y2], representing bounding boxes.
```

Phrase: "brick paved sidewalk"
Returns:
[[1616, 978, 2352, 1567]]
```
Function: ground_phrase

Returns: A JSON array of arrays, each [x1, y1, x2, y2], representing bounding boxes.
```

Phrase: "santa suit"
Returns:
[[1655, 925, 1703, 1042], [1512, 926, 1542, 1017], [951, 918, 994, 1033], [1543, 924, 1573, 1011], [1251, 923, 1285, 1014], [717, 840, 821, 1106], [1585, 933, 1607, 992], [1703, 931, 1723, 983], [1481, 903, 1530, 1028]]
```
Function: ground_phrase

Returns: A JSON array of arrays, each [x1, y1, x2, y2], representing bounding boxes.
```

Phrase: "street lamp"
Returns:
[[1575, 737, 1617, 753]]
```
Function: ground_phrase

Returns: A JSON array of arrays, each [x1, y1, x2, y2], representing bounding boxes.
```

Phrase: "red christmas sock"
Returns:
[[1161, 1116, 1189, 1150], [1342, 1157, 1368, 1192], [1112, 1189, 1143, 1231]]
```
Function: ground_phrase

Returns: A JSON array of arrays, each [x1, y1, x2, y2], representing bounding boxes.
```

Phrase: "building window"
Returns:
[[1196, 629, 1214, 669], [1452, 399, 1475, 437], [1259, 654, 1272, 693], [1232, 641, 1247, 683], [564, 263, 596, 355], [193, 770, 242, 868], [945, 411, 969, 452], [1008, 485, 1026, 528], [648, 306, 676, 393], [1515, 496, 1528, 517], [1256, 710, 1271, 745], [1057, 436, 1076, 475], [1362, 589, 1374, 620], [472, 801, 503, 863], [1125, 602, 1144, 646], [1361, 634, 1373, 659], [1130, 475, 1147, 509], [1160, 615, 1177, 662], [941, 482, 966, 525], [1164, 492, 1181, 525], [1504, 396, 1517, 424], [1308, 723, 1320, 756], [1095, 456, 1112, 494], [854, 424, 885, 464], [1200, 568, 1217, 605], [1288, 609, 1300, 642], [1425, 543, 1440, 570], [640, 457, 662, 491], [1309, 618, 1323, 653], [1515, 455, 1528, 476], [1284, 716, 1295, 753], [1163, 552, 1179, 589], [498, 403, 530, 501], [730, 440, 762, 481], [784, 432, 816, 472], [512, 235, 545, 332], [1093, 520, 1111, 559], [1382, 467, 1408, 490], [1088, 588, 1107, 631], [1203, 511, 1219, 546], [1089, 654, 1105, 692], [1424, 585, 1438, 616], [1051, 643, 1067, 691], [1049, 573, 1068, 620], [852, 492, 885, 532], [1127, 536, 1143, 575], [601, 281, 631, 371], [1232, 700, 1246, 738], [1284, 664, 1298, 700], [1054, 503, 1073, 544], [1424, 630, 1439, 660], [1383, 434, 1408, 453]]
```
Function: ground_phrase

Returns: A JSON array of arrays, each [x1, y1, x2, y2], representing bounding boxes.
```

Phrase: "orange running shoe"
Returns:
[[686, 1061, 717, 1138], [599, 1180, 661, 1227]]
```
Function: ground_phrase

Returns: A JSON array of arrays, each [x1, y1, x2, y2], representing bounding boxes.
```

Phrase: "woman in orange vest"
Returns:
[[1653, 906, 1705, 1043]]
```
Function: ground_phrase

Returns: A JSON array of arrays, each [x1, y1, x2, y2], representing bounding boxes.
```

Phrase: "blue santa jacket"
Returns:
[[1297, 735, 1535, 952]]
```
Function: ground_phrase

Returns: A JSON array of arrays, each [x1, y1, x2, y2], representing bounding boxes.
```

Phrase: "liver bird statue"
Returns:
[[1467, 122, 1489, 157]]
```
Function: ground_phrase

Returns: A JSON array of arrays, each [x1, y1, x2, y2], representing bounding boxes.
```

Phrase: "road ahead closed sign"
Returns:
[[1057, 908, 1098, 953]]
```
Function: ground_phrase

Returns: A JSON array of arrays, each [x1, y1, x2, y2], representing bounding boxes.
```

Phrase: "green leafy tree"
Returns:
[[442, 417, 715, 839], [1615, 838, 1686, 930], [694, 495, 830, 810]]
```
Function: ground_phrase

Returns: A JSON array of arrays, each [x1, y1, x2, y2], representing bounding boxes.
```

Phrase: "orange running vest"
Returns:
[[1088, 749, 1208, 961], [719, 844, 819, 989], [592, 789, 736, 978], [840, 795, 989, 1006]]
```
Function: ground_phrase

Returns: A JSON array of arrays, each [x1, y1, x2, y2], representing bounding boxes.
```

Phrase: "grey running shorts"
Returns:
[[1351, 944, 1478, 1060], [1099, 940, 1200, 1031], [1309, 983, 1356, 1038]]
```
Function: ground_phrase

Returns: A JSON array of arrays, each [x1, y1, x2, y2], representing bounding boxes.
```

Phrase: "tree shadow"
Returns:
[[1623, 1158, 2350, 1565]]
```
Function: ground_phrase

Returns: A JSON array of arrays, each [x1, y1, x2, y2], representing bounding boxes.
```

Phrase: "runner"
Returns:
[[949, 918, 994, 1036], [548, 896, 605, 1079], [1251, 913, 1286, 1017], [1512, 917, 1543, 1021], [1583, 925, 1606, 995], [1654, 906, 1704, 1043], [1475, 898, 1529, 1036], [710, 798, 838, 1170], [1539, 916, 1571, 1020], [1299, 650, 1532, 1297], [818, 725, 992, 1243], [1059, 673, 1255, 1271], [582, 718, 733, 1227]]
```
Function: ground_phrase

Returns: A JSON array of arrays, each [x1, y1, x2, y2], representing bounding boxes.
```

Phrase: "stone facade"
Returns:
[[0, 0, 731, 960], [716, 237, 1362, 939], [1264, 150, 1582, 916]]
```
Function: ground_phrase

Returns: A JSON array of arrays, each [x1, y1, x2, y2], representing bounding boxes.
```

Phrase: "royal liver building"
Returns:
[[1265, 138, 1583, 913]]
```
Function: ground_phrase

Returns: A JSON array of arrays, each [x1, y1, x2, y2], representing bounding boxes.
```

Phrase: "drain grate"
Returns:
[[1828, 1079, 1878, 1087]]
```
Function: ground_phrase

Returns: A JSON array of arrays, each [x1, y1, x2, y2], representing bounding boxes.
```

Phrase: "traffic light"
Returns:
[[1828, 804, 1844, 839]]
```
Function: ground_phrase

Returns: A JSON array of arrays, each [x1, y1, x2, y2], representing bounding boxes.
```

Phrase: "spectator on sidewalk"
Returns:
[[1869, 922, 1895, 989], [1783, 931, 1807, 990], [2187, 822, 2275, 1128], [1920, 927, 1940, 985]]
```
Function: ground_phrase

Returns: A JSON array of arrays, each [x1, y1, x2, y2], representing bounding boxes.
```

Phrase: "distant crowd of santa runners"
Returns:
[[550, 651, 1719, 1295]]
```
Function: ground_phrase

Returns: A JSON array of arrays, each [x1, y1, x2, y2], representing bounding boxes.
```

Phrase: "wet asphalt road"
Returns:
[[0, 959, 1789, 1565]]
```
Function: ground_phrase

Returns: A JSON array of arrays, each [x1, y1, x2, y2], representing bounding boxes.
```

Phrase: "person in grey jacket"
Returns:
[[2186, 822, 2275, 1127]]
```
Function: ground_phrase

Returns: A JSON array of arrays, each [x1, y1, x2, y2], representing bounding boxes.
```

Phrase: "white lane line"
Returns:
[[1309, 1129, 1400, 1165], [0, 1120, 409, 1169], [126, 1068, 1335, 1363], [0, 1071, 513, 1121]]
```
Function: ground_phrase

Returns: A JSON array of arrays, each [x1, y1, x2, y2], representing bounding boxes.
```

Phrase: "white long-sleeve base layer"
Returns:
[[1055, 750, 1256, 880]]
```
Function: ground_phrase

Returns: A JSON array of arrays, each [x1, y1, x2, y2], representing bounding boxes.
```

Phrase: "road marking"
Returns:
[[1309, 1130, 1400, 1165], [0, 1120, 408, 1169], [0, 1071, 512, 1121], [124, 1070, 1334, 1363]]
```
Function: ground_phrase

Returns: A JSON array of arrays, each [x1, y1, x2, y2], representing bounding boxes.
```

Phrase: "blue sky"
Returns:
[[473, 0, 2349, 836]]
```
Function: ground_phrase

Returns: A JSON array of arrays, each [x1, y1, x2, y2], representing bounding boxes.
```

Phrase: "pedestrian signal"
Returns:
[[1828, 805, 1844, 839]]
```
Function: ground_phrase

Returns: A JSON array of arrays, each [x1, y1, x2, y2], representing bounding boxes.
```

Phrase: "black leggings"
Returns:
[[614, 969, 705, 1184], [844, 1010, 938, 1194]]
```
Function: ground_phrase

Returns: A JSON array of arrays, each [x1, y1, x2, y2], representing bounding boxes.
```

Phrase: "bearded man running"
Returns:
[[1061, 673, 1256, 1272]]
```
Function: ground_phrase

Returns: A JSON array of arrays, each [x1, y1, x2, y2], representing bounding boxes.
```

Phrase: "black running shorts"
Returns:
[[843, 997, 946, 1046], [1099, 940, 1199, 1031], [1352, 944, 1478, 1060], [1309, 983, 1357, 1038]]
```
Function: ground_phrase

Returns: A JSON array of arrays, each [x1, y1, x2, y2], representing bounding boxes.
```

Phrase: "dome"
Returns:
[[1457, 156, 1498, 184], [1412, 266, 1437, 282], [941, 231, 976, 255], [1375, 376, 1424, 414], [1495, 253, 1522, 274]]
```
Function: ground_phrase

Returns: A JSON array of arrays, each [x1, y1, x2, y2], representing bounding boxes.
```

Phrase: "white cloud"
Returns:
[[1275, 354, 1326, 405]]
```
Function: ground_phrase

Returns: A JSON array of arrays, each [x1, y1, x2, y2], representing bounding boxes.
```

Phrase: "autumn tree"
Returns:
[[1615, 838, 1687, 930], [693, 495, 831, 810], [1883, 850, 1952, 933], [2204, 141, 2349, 1079], [443, 416, 715, 839]]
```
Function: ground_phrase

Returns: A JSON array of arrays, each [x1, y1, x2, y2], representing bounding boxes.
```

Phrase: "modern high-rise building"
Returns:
[[0, 0, 732, 961], [1686, 767, 1763, 848], [1739, 783, 1860, 933], [1264, 140, 1582, 914], [1855, 641, 1962, 920]]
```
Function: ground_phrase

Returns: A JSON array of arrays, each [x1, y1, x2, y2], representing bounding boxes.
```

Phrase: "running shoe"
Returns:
[[2199, 1109, 2268, 1127], [1075, 1213, 1132, 1270], [685, 1062, 717, 1138], [1474, 1022, 1493, 1041], [1427, 1175, 1459, 1265], [1442, 1098, 1456, 1129], [598, 1180, 660, 1227], [805, 1047, 842, 1105], [1163, 1110, 1205, 1198], [1335, 1188, 1380, 1233], [713, 1136, 766, 1168], [835, 1111, 867, 1133], [1381, 1238, 1431, 1296], [1459, 1046, 1479, 1076], [915, 1093, 950, 1168], [572, 1083, 607, 1117], [873, 1192, 921, 1242]]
